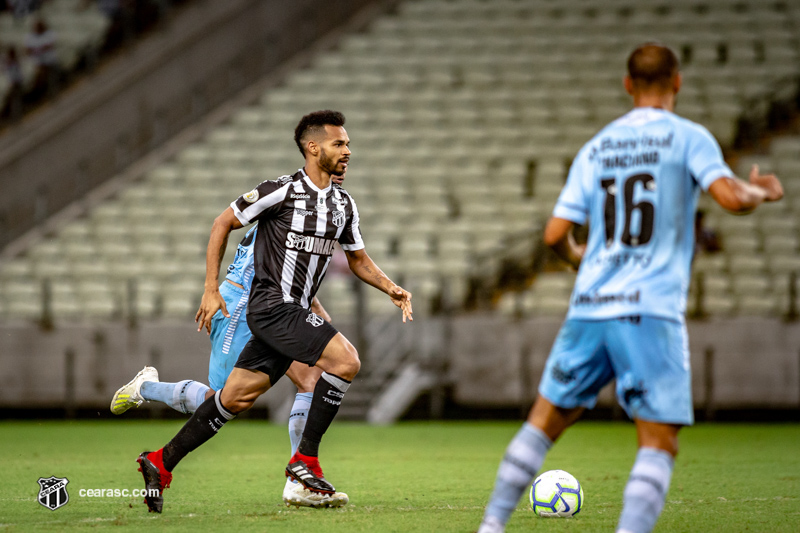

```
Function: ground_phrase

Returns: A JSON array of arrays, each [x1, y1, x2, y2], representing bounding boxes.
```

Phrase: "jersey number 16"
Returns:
[[600, 173, 656, 248]]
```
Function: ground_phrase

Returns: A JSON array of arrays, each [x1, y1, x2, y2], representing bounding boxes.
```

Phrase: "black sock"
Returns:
[[162, 390, 235, 471], [297, 372, 350, 457]]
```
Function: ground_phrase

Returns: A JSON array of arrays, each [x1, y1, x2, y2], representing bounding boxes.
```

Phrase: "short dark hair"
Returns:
[[294, 110, 346, 156], [627, 43, 679, 88]]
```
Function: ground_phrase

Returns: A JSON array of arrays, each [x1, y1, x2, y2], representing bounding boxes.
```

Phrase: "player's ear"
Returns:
[[623, 75, 634, 96], [307, 140, 319, 157], [673, 73, 682, 94]]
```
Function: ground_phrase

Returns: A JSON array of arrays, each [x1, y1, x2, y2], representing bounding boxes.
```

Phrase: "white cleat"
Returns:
[[110, 366, 159, 415], [282, 478, 349, 508], [477, 516, 505, 533]]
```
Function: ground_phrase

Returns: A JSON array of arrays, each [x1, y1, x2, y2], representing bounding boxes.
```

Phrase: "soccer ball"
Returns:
[[529, 469, 584, 517]]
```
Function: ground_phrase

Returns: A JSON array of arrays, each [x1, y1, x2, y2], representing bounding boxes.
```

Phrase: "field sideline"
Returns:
[[1, 420, 798, 531]]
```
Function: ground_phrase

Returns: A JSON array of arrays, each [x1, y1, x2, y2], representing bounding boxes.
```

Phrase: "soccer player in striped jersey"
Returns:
[[479, 43, 783, 533], [134, 110, 413, 513], [110, 222, 349, 508]]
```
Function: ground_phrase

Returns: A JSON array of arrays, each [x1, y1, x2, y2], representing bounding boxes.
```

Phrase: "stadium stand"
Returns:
[[1, 0, 800, 324], [0, 0, 179, 124]]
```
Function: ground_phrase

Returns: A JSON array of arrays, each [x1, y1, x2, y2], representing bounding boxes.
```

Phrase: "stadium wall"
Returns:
[[1, 317, 798, 416], [0, 0, 382, 253]]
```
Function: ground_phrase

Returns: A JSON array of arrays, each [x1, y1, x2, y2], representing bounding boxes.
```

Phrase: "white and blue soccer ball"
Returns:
[[529, 469, 584, 517]]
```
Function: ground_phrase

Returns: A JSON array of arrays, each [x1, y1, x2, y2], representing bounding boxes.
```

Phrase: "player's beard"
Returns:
[[319, 148, 346, 176]]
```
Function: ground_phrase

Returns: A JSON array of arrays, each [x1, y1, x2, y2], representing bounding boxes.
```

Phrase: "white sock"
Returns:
[[617, 447, 674, 533], [170, 380, 211, 414], [288, 392, 313, 456], [482, 423, 552, 528]]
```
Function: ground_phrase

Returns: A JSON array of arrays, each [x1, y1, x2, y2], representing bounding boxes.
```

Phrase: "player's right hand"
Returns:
[[195, 289, 229, 334], [749, 164, 783, 202]]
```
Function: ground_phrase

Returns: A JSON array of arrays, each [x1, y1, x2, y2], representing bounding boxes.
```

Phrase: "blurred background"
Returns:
[[0, 0, 798, 424]]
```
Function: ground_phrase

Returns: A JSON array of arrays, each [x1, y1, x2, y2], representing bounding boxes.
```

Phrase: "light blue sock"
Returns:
[[482, 423, 552, 528], [617, 447, 675, 533], [140, 380, 211, 414], [140, 381, 174, 404], [288, 392, 313, 456]]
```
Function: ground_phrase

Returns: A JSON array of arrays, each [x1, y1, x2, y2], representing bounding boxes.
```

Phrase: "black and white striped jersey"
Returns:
[[230, 168, 364, 312]]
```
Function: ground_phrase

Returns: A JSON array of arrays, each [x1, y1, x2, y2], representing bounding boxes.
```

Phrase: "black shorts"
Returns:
[[234, 303, 339, 386]]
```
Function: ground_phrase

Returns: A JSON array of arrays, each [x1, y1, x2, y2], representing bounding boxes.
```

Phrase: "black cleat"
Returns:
[[137, 450, 172, 513], [286, 460, 335, 495]]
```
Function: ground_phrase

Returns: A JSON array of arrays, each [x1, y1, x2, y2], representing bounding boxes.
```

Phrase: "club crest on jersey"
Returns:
[[331, 210, 345, 228], [243, 189, 259, 203], [38, 476, 69, 511], [306, 313, 324, 327]]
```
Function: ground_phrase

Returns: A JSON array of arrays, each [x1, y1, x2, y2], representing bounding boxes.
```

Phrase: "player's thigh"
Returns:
[[208, 282, 251, 390], [538, 319, 614, 409], [234, 334, 294, 393], [286, 361, 324, 393], [208, 315, 252, 391], [607, 316, 693, 426]]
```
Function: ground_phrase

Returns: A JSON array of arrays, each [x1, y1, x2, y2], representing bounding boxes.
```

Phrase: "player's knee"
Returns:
[[338, 344, 361, 380], [223, 391, 260, 414], [295, 372, 319, 393], [220, 383, 266, 414]]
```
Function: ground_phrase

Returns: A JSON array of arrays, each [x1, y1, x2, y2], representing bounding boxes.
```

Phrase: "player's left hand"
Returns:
[[389, 285, 413, 323]]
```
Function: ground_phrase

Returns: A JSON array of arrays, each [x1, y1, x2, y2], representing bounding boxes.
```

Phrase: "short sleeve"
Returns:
[[552, 147, 591, 225], [687, 125, 733, 191], [230, 179, 290, 225], [338, 196, 365, 251]]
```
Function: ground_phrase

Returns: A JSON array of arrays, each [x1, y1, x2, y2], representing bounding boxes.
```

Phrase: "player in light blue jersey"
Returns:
[[111, 179, 351, 509], [479, 43, 783, 533]]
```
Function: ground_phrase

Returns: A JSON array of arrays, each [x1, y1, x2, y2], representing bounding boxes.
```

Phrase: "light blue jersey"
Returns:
[[553, 107, 732, 322], [225, 224, 257, 288], [207, 224, 257, 390]]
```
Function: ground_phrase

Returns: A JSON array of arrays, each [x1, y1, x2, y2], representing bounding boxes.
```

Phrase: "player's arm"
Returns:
[[310, 296, 332, 323], [195, 207, 244, 334], [708, 165, 783, 214], [543, 217, 585, 271], [344, 248, 413, 322]]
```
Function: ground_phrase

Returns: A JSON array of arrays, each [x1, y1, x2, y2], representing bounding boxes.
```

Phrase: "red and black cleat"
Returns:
[[285, 452, 335, 494], [136, 449, 172, 513]]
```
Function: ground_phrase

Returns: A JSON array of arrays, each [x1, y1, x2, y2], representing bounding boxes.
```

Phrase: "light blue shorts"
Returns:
[[208, 281, 252, 391], [538, 316, 694, 425]]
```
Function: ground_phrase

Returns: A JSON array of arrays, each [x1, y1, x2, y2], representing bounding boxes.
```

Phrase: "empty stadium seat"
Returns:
[[2, 0, 799, 321]]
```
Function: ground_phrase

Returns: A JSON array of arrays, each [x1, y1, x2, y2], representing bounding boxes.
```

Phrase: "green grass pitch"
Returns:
[[1, 420, 798, 531]]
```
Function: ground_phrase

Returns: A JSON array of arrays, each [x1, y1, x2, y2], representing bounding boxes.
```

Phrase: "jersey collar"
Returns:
[[299, 168, 332, 194]]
